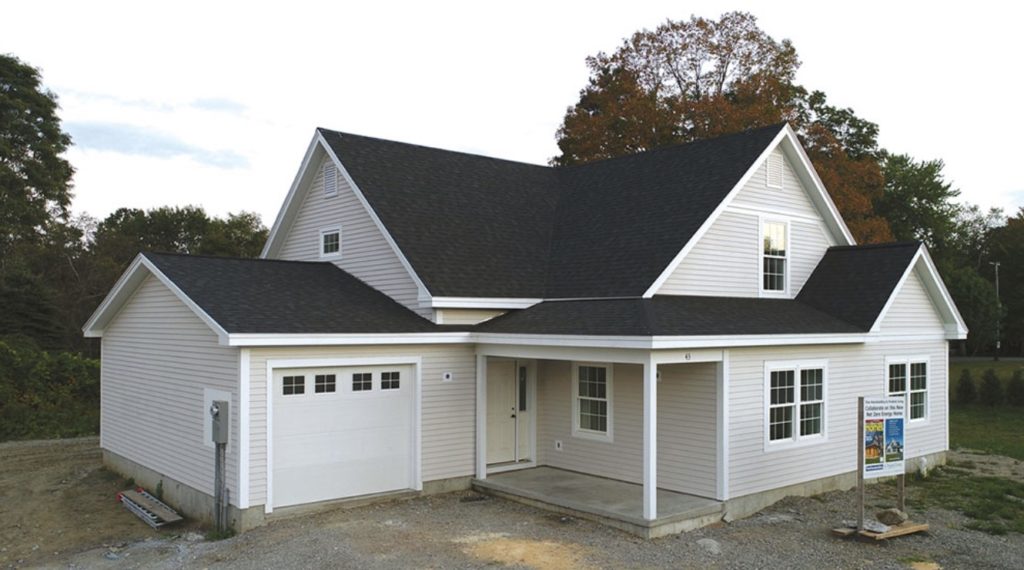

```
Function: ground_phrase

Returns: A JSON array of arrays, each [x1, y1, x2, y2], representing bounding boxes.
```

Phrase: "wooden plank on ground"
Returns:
[[832, 521, 929, 540], [121, 489, 183, 523]]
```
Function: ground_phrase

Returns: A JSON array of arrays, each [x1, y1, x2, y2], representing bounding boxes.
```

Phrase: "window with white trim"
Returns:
[[761, 221, 787, 293], [320, 227, 341, 259], [887, 359, 928, 420], [323, 163, 338, 197], [767, 362, 825, 444], [573, 364, 612, 440]]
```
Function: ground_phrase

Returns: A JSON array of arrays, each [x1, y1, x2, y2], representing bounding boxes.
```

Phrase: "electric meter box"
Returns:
[[210, 400, 229, 444]]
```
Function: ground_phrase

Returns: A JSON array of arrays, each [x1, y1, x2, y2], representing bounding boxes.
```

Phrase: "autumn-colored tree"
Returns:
[[553, 12, 892, 242]]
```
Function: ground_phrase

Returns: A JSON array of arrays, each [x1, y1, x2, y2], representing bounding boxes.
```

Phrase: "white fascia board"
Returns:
[[82, 254, 148, 336], [226, 330, 865, 349], [226, 332, 473, 347], [425, 296, 543, 309], [261, 133, 323, 259], [642, 126, 789, 298], [778, 125, 856, 246], [316, 132, 432, 301], [81, 254, 231, 344], [868, 246, 968, 339], [642, 125, 857, 299]]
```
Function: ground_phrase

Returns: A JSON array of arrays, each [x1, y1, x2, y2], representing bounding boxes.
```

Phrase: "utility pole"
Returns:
[[990, 261, 1001, 361]]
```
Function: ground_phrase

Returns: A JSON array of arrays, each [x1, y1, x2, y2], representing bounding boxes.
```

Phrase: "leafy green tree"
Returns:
[[552, 12, 892, 243], [876, 153, 961, 251], [0, 54, 75, 262], [941, 264, 1000, 355], [956, 368, 976, 405], [979, 369, 1004, 407], [1007, 370, 1024, 407]]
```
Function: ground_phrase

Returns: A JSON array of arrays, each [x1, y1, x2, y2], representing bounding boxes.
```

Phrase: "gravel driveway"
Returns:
[[4, 438, 1022, 569]]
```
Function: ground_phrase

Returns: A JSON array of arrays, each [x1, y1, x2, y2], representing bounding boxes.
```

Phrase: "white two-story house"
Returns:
[[84, 123, 966, 537]]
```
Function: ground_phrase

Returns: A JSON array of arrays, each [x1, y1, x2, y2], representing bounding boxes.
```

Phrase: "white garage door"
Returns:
[[272, 364, 414, 508]]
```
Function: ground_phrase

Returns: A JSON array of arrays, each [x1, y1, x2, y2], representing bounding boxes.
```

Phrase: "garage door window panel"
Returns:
[[381, 371, 400, 390], [352, 372, 373, 392], [283, 375, 305, 395], [315, 374, 336, 393]]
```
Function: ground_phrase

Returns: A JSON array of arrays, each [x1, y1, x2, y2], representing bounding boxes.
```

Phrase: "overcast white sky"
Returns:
[[3, 1, 1022, 227]]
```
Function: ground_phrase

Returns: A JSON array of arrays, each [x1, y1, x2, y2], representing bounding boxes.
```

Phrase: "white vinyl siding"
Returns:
[[434, 308, 506, 325], [732, 149, 820, 218], [536, 361, 718, 499], [100, 274, 240, 503], [659, 210, 760, 297], [275, 155, 426, 317], [246, 344, 475, 508], [656, 149, 836, 298], [727, 340, 948, 499], [878, 270, 944, 331]]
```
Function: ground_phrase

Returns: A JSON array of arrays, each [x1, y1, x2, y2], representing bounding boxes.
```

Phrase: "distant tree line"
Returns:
[[1, 54, 268, 357], [552, 12, 1021, 356]]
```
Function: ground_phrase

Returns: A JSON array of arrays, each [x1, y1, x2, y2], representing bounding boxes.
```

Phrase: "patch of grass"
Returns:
[[950, 406, 1024, 460], [205, 527, 236, 541], [911, 467, 1024, 535]]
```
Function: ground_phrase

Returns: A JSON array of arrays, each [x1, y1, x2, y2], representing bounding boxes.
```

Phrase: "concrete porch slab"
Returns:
[[472, 466, 723, 538]]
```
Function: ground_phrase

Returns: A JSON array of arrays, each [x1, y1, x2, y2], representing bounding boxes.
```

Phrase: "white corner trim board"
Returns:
[[238, 348, 251, 509], [263, 355, 423, 514]]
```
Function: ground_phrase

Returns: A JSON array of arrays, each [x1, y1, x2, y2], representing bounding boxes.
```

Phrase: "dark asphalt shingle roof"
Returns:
[[796, 242, 922, 330], [319, 123, 784, 299], [143, 252, 436, 334], [474, 295, 864, 336]]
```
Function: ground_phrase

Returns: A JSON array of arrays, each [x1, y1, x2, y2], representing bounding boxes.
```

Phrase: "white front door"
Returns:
[[487, 359, 533, 466], [487, 360, 517, 464]]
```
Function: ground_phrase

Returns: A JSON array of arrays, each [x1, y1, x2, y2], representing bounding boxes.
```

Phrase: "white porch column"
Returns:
[[643, 355, 657, 520], [475, 355, 488, 479]]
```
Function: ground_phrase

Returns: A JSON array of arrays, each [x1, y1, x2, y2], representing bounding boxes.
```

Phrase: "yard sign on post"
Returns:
[[857, 396, 906, 532]]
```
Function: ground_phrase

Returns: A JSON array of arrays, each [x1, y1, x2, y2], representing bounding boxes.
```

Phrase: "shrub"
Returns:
[[0, 335, 100, 441], [1008, 370, 1024, 407], [956, 369, 976, 405], [979, 369, 1004, 407]]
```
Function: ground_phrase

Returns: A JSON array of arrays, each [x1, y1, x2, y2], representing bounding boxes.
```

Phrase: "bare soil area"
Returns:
[[2, 439, 1022, 569]]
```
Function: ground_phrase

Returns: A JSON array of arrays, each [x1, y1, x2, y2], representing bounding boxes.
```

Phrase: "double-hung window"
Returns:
[[320, 227, 342, 259], [573, 363, 613, 441], [766, 361, 826, 446], [761, 220, 788, 294], [887, 358, 928, 420]]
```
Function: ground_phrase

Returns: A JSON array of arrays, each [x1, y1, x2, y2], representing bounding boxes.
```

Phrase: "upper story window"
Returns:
[[761, 220, 788, 293], [887, 358, 928, 421], [572, 363, 613, 442], [323, 163, 338, 197], [766, 152, 783, 189], [320, 227, 342, 259]]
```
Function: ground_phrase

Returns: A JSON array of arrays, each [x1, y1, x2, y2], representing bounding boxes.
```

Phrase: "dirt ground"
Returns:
[[2, 438, 1023, 569], [0, 438, 197, 568]]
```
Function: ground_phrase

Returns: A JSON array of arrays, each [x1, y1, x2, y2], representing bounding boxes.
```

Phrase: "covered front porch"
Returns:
[[473, 466, 722, 538], [473, 344, 729, 537]]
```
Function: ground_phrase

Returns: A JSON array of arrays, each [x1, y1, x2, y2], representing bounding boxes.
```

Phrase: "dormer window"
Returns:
[[762, 220, 787, 293], [323, 163, 338, 197], [320, 227, 342, 259], [766, 152, 783, 188]]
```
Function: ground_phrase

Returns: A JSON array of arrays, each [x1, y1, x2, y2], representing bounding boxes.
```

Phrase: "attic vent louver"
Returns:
[[766, 151, 783, 189], [323, 163, 338, 197]]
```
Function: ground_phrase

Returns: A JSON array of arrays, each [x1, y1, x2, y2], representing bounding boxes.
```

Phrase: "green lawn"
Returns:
[[950, 406, 1024, 460]]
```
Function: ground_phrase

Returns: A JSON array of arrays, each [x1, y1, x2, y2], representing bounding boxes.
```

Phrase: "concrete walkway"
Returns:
[[473, 466, 722, 538]]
